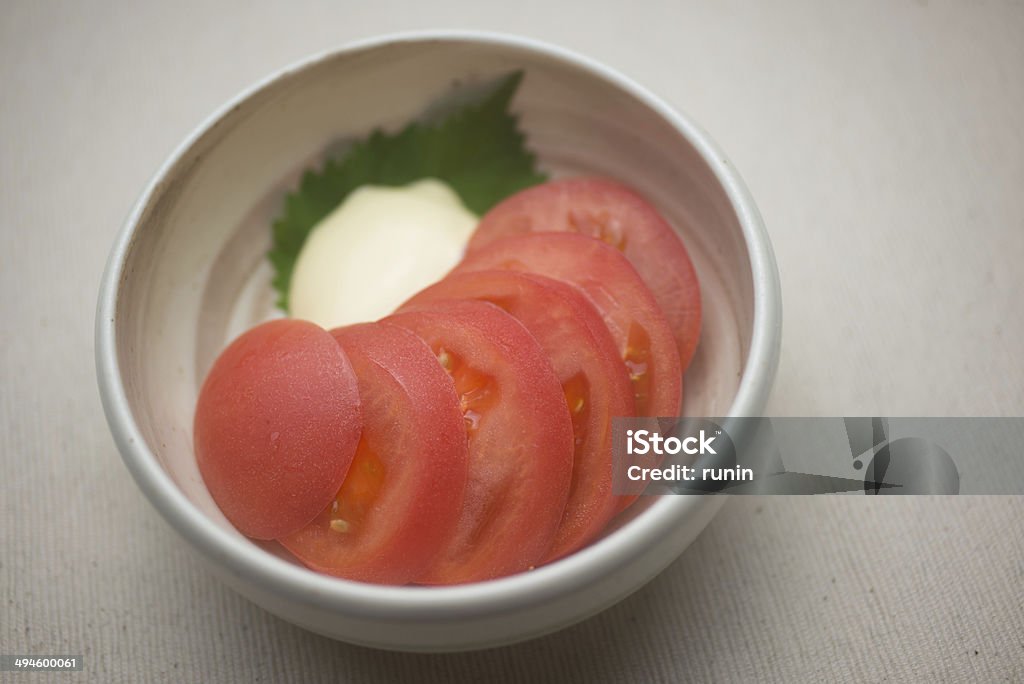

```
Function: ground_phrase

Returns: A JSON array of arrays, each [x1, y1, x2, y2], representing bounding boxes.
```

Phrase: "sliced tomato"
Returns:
[[468, 177, 702, 369], [194, 319, 361, 540], [452, 232, 683, 420], [280, 323, 469, 584], [386, 298, 574, 583], [402, 270, 636, 560]]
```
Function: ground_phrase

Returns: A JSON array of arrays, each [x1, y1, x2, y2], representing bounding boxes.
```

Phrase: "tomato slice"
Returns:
[[402, 270, 636, 560], [280, 323, 469, 584], [453, 232, 683, 420], [194, 319, 361, 540], [468, 177, 702, 369], [386, 298, 574, 583]]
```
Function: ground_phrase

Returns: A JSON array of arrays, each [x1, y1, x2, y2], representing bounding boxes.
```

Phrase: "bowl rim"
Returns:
[[95, 29, 781, 622]]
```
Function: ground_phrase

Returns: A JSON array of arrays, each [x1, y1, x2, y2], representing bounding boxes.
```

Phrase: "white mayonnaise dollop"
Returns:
[[289, 179, 478, 329]]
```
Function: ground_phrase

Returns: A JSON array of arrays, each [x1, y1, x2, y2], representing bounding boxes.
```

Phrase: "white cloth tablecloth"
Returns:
[[2, 1, 1022, 681]]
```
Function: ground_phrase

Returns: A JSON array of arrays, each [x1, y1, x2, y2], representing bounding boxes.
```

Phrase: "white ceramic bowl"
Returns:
[[96, 31, 781, 652]]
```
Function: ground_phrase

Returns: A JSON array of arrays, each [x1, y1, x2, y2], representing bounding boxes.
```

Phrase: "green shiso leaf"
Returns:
[[267, 71, 546, 312]]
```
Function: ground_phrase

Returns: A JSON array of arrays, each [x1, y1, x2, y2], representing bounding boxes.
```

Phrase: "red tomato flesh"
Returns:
[[453, 232, 683, 420], [386, 298, 574, 583], [469, 177, 702, 369], [402, 270, 636, 560], [194, 319, 361, 540], [280, 323, 469, 584]]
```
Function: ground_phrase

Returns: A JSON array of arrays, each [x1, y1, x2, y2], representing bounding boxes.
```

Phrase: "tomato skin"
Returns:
[[280, 323, 469, 585], [452, 232, 683, 420], [402, 270, 636, 560], [386, 298, 574, 584], [469, 177, 702, 369], [194, 319, 361, 540]]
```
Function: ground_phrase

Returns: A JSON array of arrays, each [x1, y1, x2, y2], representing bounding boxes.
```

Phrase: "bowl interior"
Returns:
[[114, 38, 755, 566]]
